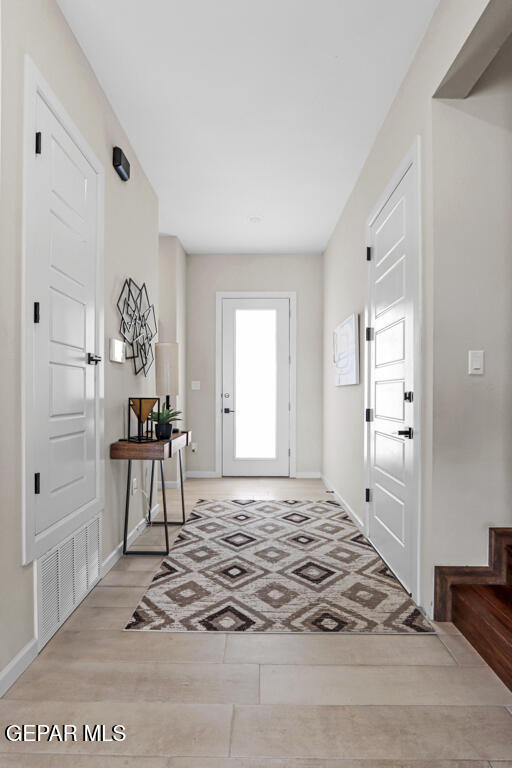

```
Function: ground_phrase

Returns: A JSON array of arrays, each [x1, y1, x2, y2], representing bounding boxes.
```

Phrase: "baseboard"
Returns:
[[101, 504, 159, 577], [0, 638, 38, 698], [185, 470, 321, 480], [157, 480, 179, 489], [321, 475, 365, 532]]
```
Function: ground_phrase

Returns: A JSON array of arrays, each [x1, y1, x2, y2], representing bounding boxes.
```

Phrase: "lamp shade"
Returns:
[[155, 342, 179, 396]]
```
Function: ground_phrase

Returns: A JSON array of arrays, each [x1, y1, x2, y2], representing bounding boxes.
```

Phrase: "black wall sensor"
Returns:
[[113, 146, 130, 181]]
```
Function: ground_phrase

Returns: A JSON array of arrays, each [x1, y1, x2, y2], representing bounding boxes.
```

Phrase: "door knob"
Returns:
[[87, 353, 102, 365], [397, 428, 413, 439], [224, 408, 235, 414]]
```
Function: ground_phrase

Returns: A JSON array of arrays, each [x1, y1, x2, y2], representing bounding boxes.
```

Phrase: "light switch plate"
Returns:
[[191, 381, 201, 390], [468, 350, 484, 375]]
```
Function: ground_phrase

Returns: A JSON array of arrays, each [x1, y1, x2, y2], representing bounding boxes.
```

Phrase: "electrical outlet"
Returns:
[[132, 477, 138, 495], [191, 442, 198, 453]]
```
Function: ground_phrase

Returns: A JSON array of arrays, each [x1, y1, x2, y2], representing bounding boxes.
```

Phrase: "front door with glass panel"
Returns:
[[222, 298, 290, 476]]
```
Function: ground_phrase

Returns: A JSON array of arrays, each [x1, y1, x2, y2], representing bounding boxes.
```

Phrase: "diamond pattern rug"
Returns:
[[125, 500, 432, 633]]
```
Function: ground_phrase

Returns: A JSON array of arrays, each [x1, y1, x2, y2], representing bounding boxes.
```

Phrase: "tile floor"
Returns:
[[1, 477, 511, 766]]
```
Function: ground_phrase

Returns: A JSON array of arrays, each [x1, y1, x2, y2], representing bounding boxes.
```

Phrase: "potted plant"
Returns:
[[150, 407, 182, 440]]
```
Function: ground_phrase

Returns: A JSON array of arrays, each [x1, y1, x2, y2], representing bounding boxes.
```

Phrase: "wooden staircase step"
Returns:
[[452, 584, 512, 691], [434, 529, 512, 621]]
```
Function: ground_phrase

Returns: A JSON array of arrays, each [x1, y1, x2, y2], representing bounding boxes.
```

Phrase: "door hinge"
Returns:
[[33, 302, 40, 323], [35, 131, 42, 155], [365, 488, 371, 502], [366, 246, 372, 261], [288, 448, 291, 457], [365, 408, 373, 422], [404, 391, 414, 402], [365, 326, 374, 341], [288, 402, 291, 411], [34, 472, 40, 494]]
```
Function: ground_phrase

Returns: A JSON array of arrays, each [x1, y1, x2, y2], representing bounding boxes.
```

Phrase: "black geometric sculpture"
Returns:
[[116, 278, 157, 377]]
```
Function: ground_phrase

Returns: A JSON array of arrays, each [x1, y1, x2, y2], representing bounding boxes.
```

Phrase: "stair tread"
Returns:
[[475, 584, 512, 609]]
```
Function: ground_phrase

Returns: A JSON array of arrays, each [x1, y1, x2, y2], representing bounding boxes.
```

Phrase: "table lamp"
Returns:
[[155, 342, 179, 414]]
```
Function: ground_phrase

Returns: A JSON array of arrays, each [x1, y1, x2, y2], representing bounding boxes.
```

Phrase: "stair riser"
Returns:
[[452, 590, 512, 691]]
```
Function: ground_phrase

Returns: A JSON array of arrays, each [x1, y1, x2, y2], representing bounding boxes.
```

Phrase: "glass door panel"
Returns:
[[235, 309, 277, 459]]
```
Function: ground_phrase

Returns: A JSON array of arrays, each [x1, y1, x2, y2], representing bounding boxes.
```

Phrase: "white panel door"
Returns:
[[24, 83, 103, 562], [367, 160, 419, 593], [222, 298, 290, 476]]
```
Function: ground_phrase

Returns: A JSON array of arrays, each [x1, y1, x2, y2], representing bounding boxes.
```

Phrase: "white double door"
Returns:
[[24, 75, 103, 562], [222, 297, 290, 476], [366, 156, 419, 594]]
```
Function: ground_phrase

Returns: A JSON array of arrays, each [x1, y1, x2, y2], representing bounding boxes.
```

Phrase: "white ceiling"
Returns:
[[57, 0, 438, 254]]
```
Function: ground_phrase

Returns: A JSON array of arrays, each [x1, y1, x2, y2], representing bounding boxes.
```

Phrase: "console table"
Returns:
[[110, 430, 191, 556]]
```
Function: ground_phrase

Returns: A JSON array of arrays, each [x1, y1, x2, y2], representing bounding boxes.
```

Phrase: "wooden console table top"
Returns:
[[110, 430, 192, 460]]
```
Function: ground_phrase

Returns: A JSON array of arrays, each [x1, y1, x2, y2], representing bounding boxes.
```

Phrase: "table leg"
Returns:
[[179, 449, 186, 524], [160, 460, 170, 553], [123, 460, 132, 555], [147, 460, 155, 523], [123, 458, 169, 557], [151, 454, 185, 529]]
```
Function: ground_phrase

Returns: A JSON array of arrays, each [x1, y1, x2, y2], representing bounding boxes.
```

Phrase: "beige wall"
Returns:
[[431, 36, 512, 568], [158, 235, 187, 481], [186, 253, 323, 475], [0, 0, 158, 672], [322, 0, 491, 614]]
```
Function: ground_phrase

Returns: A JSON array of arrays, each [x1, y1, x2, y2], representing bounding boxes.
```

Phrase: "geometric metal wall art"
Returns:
[[116, 278, 157, 377]]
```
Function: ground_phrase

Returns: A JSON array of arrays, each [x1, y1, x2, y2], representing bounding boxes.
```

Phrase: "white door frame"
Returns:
[[364, 138, 422, 603], [215, 291, 297, 477], [21, 57, 105, 564]]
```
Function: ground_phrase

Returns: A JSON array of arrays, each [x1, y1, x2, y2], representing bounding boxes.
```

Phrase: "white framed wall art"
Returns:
[[333, 313, 359, 386]]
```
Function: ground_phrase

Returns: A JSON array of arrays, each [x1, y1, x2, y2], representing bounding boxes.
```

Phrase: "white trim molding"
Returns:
[[0, 639, 38, 698], [295, 472, 322, 479], [321, 475, 365, 532], [185, 470, 221, 479], [101, 505, 159, 577], [215, 291, 297, 478]]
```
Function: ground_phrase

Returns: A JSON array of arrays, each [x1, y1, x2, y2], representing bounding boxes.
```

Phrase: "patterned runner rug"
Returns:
[[126, 499, 432, 633]]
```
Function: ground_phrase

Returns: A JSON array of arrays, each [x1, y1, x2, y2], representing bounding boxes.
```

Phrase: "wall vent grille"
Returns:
[[37, 516, 101, 649]]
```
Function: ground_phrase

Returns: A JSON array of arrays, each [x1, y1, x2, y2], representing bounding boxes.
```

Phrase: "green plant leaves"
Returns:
[[150, 407, 182, 424]]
